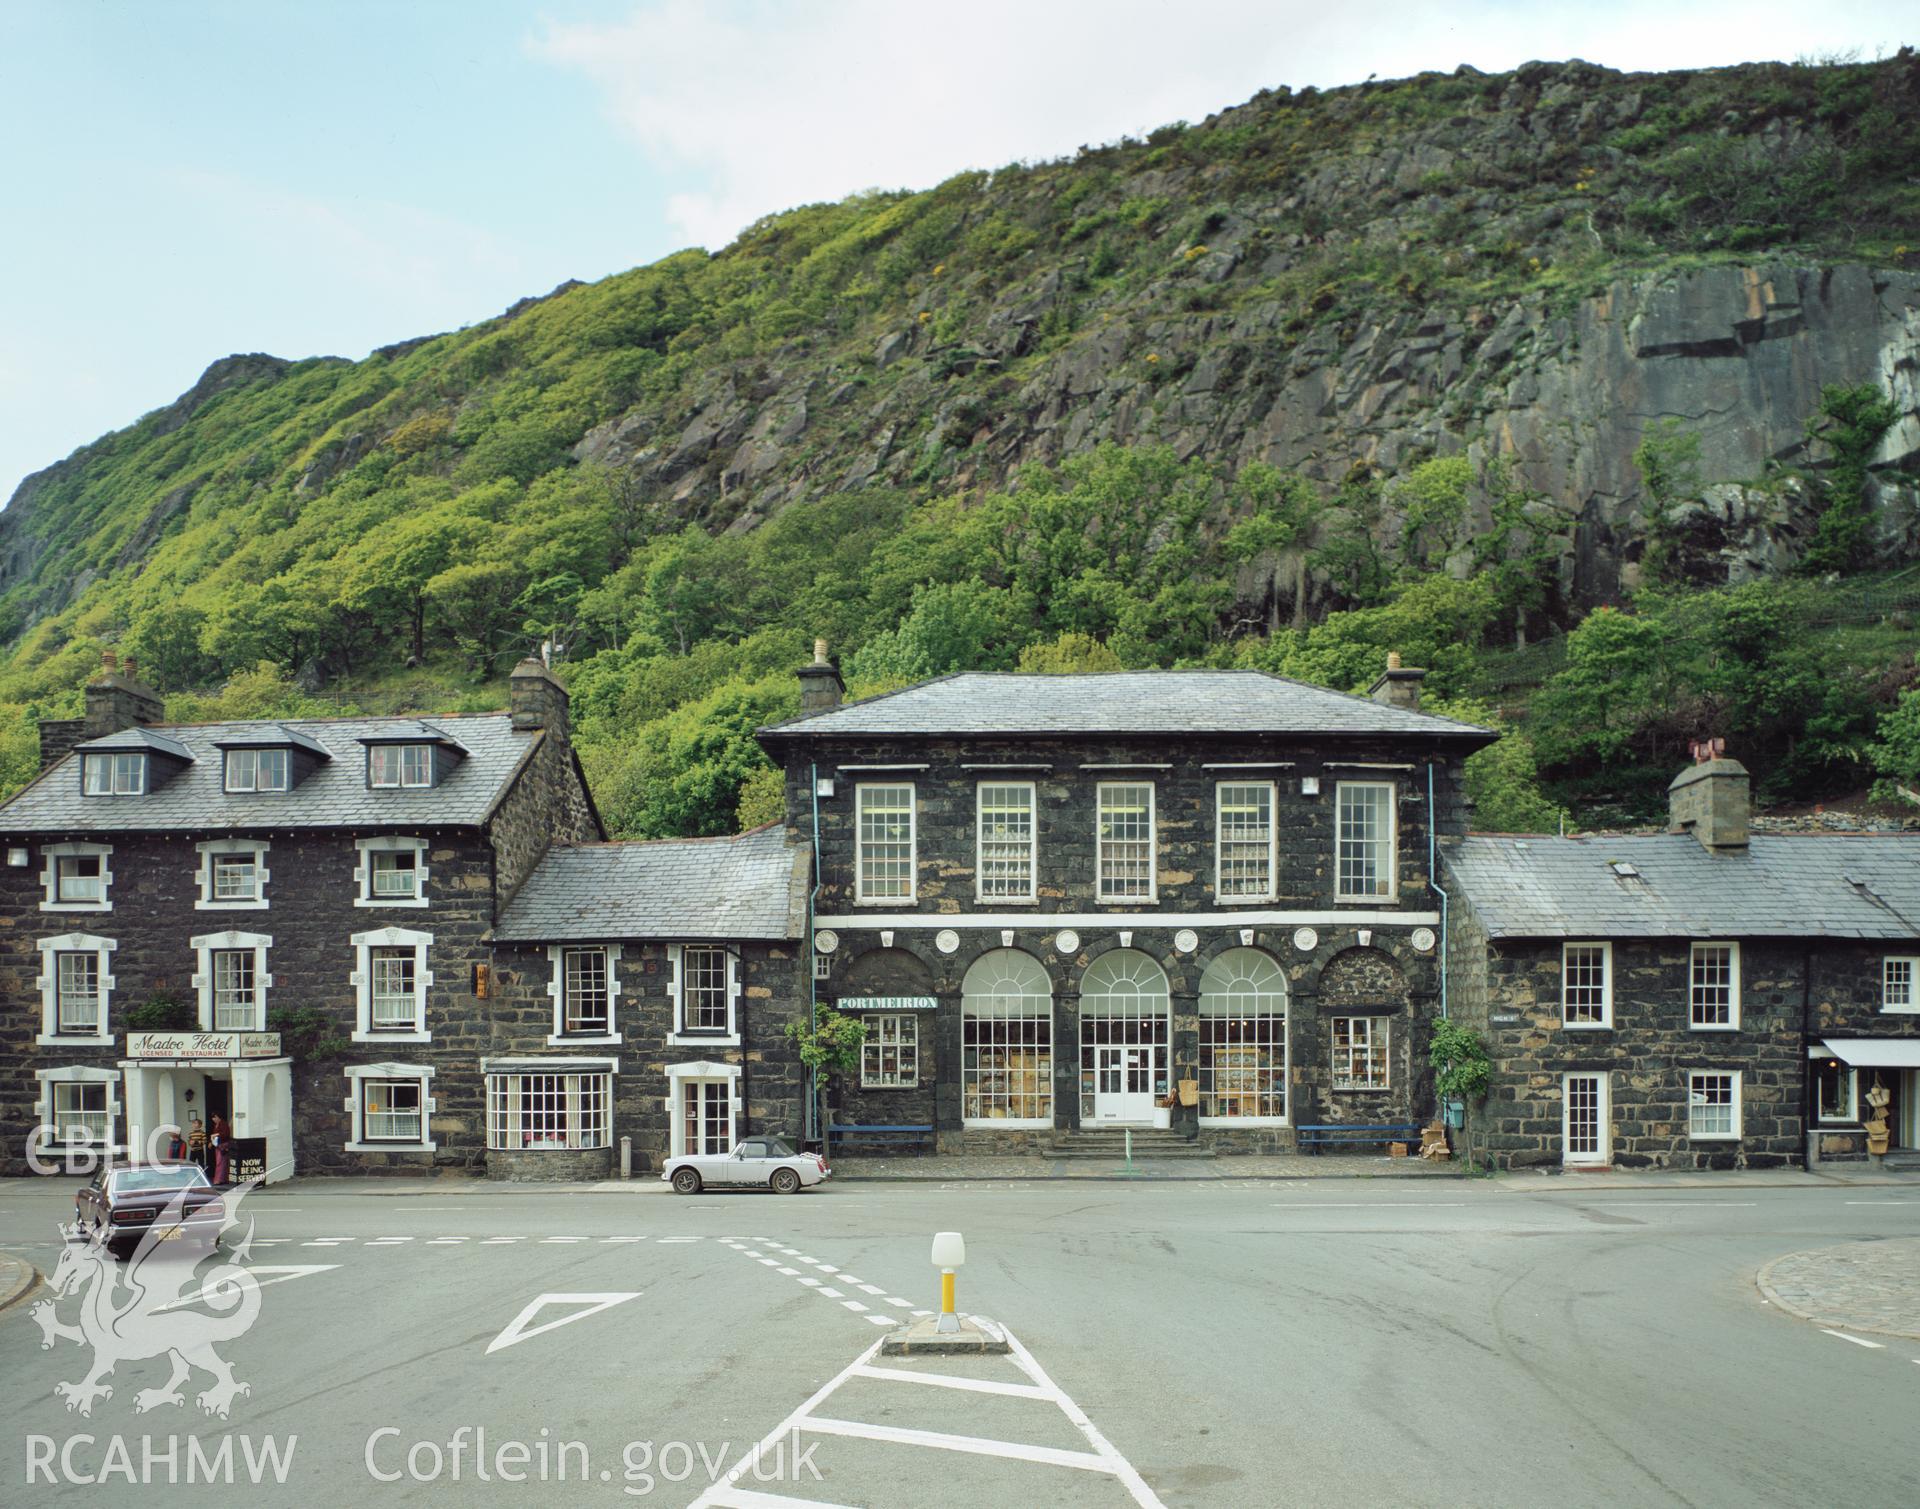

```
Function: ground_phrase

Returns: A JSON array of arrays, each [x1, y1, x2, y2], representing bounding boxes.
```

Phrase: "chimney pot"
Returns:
[[102, 649, 118, 674], [1367, 653, 1425, 712], [814, 637, 830, 666]]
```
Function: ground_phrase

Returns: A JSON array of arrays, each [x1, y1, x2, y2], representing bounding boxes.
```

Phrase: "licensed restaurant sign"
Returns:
[[125, 1031, 282, 1060], [837, 996, 939, 1012]]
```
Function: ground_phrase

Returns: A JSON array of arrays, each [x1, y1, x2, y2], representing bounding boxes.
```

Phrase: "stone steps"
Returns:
[[1047, 1131, 1216, 1160]]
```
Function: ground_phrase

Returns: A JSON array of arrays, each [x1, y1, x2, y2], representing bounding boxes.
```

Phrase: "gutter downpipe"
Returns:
[[1427, 762, 1449, 1020], [808, 760, 824, 1150]]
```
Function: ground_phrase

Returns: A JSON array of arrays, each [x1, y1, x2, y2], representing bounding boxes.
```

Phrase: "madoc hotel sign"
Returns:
[[125, 1031, 282, 1059]]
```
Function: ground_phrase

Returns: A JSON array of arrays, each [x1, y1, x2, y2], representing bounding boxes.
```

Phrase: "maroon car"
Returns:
[[74, 1162, 225, 1255]]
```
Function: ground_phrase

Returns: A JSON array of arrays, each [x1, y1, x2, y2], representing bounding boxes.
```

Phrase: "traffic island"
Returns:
[[881, 1314, 1011, 1356]]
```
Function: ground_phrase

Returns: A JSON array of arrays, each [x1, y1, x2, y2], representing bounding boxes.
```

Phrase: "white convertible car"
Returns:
[[662, 1135, 830, 1194]]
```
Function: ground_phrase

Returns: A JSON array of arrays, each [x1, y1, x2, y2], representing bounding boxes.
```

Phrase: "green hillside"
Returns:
[[2, 53, 1918, 832]]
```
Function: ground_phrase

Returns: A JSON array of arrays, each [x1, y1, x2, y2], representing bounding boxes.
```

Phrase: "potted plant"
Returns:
[[784, 1006, 867, 1151], [1429, 1019, 1492, 1169]]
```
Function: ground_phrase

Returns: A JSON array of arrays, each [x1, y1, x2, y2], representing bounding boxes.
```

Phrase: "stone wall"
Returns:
[[486, 938, 808, 1174], [0, 827, 502, 1178], [488, 731, 601, 914], [1459, 935, 1853, 1170], [784, 732, 1471, 914]]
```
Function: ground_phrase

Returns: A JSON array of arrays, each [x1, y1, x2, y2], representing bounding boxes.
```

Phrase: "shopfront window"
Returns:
[[961, 949, 1052, 1125]]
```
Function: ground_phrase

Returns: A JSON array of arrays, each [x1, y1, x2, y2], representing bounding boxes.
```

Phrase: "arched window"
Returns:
[[1079, 950, 1171, 1123], [1198, 949, 1289, 1122], [961, 950, 1052, 1125]]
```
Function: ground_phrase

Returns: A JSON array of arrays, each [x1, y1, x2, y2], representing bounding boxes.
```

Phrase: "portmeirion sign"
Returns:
[[837, 996, 939, 1011], [125, 1031, 282, 1059]]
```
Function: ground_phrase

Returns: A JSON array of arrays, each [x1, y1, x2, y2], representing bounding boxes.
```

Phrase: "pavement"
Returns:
[[1, 1176, 1917, 1506], [1757, 1235, 1920, 1340], [0, 1250, 36, 1312]]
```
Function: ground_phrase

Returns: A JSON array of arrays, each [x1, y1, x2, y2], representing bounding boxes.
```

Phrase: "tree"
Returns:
[[1016, 632, 1124, 673], [423, 560, 527, 672]]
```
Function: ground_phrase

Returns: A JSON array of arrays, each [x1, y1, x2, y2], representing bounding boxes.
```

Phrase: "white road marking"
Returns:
[[777, 1266, 800, 1275], [154, 1264, 339, 1313], [1581, 1201, 1758, 1208], [366, 1236, 413, 1244], [837, 1274, 864, 1284], [250, 1238, 290, 1246], [911, 1309, 932, 1317], [301, 1237, 354, 1246], [482, 1237, 521, 1244], [656, 1237, 699, 1243], [865, 1315, 894, 1327], [1820, 1329, 1886, 1349], [427, 1238, 468, 1245], [818, 1286, 845, 1298], [703, 1492, 861, 1509], [816, 1264, 839, 1274], [802, 1416, 1110, 1472], [758, 1257, 781, 1266], [848, 1364, 1049, 1400], [542, 1236, 588, 1244], [1271, 1202, 1468, 1209], [798, 1277, 822, 1288], [486, 1292, 642, 1355], [841, 1300, 869, 1313], [857, 1284, 885, 1295], [1845, 1200, 1920, 1205]]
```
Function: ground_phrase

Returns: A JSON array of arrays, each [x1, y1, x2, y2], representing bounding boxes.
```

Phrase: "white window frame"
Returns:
[[961, 948, 1054, 1129], [343, 1062, 437, 1153], [1883, 957, 1918, 1014], [546, 943, 624, 1045], [1196, 948, 1290, 1127], [40, 842, 113, 913], [35, 1067, 122, 1151], [1561, 942, 1613, 1029], [665, 1060, 741, 1159], [975, 780, 1037, 902], [223, 746, 289, 793], [1814, 1058, 1858, 1124], [1689, 942, 1740, 1031], [1214, 781, 1278, 903], [1687, 1069, 1742, 1141], [354, 835, 430, 909], [1330, 1015, 1389, 1090], [488, 1069, 613, 1152], [1563, 1071, 1610, 1167], [1334, 780, 1398, 902], [369, 743, 434, 789], [188, 930, 273, 1031], [860, 1013, 920, 1088], [349, 926, 433, 1042], [195, 839, 271, 910], [36, 932, 116, 1046], [1096, 780, 1157, 904], [81, 751, 146, 796], [668, 944, 740, 1046], [855, 782, 917, 904]]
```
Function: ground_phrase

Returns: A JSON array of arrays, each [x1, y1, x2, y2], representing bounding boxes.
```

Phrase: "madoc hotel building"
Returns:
[[756, 651, 1496, 1150]]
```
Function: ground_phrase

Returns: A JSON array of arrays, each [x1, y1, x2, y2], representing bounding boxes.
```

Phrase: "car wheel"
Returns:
[[770, 1168, 801, 1195], [670, 1168, 702, 1195]]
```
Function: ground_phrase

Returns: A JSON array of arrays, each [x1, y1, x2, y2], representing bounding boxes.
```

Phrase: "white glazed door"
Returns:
[[1563, 1073, 1609, 1166], [1094, 1046, 1157, 1124]]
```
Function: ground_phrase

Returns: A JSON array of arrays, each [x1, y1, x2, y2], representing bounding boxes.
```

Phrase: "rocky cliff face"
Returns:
[[5, 56, 1918, 647]]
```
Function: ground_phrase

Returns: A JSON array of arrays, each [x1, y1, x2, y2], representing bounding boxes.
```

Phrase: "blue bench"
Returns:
[[1296, 1122, 1422, 1155], [828, 1123, 934, 1154]]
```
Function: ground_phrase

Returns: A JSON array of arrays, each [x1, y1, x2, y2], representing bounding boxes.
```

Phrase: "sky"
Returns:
[[1, 0, 1912, 504]]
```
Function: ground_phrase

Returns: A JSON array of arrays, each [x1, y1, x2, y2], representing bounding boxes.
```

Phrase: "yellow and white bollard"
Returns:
[[930, 1230, 966, 1333]]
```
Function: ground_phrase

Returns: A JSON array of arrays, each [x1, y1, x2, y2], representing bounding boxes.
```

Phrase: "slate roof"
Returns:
[[73, 726, 196, 761], [0, 712, 538, 833], [212, 724, 333, 758], [357, 719, 467, 748], [1444, 833, 1920, 940], [493, 825, 809, 943], [758, 670, 1495, 742]]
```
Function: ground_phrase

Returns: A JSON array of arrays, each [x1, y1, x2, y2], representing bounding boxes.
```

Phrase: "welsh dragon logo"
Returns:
[[31, 1178, 264, 1419]]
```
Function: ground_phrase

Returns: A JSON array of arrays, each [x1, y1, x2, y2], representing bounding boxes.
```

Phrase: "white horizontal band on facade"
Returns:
[[813, 910, 1440, 931], [960, 763, 1054, 771], [1078, 762, 1172, 770], [837, 763, 931, 772], [1200, 761, 1296, 770], [1323, 761, 1415, 771]]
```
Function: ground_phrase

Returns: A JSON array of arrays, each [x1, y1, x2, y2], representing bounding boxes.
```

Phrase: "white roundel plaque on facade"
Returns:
[[813, 929, 839, 955], [934, 929, 961, 955], [1410, 927, 1437, 954], [1053, 929, 1081, 955], [1292, 927, 1319, 953], [1173, 928, 1199, 955]]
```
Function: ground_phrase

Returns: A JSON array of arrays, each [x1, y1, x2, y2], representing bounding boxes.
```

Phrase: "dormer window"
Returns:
[[81, 752, 145, 796], [370, 745, 433, 789], [224, 747, 289, 793]]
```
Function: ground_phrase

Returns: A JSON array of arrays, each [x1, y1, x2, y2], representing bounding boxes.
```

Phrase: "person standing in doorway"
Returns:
[[187, 1116, 207, 1171], [210, 1114, 230, 1185]]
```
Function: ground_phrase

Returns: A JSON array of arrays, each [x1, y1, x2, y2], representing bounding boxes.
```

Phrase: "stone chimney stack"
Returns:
[[796, 637, 845, 715], [40, 649, 165, 772], [1668, 739, 1750, 852], [82, 649, 163, 737], [509, 658, 571, 738], [1367, 651, 1426, 712]]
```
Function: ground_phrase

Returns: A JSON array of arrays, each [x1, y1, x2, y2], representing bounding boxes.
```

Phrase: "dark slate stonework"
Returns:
[[487, 1146, 614, 1182], [486, 939, 808, 1173], [782, 734, 1470, 915]]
